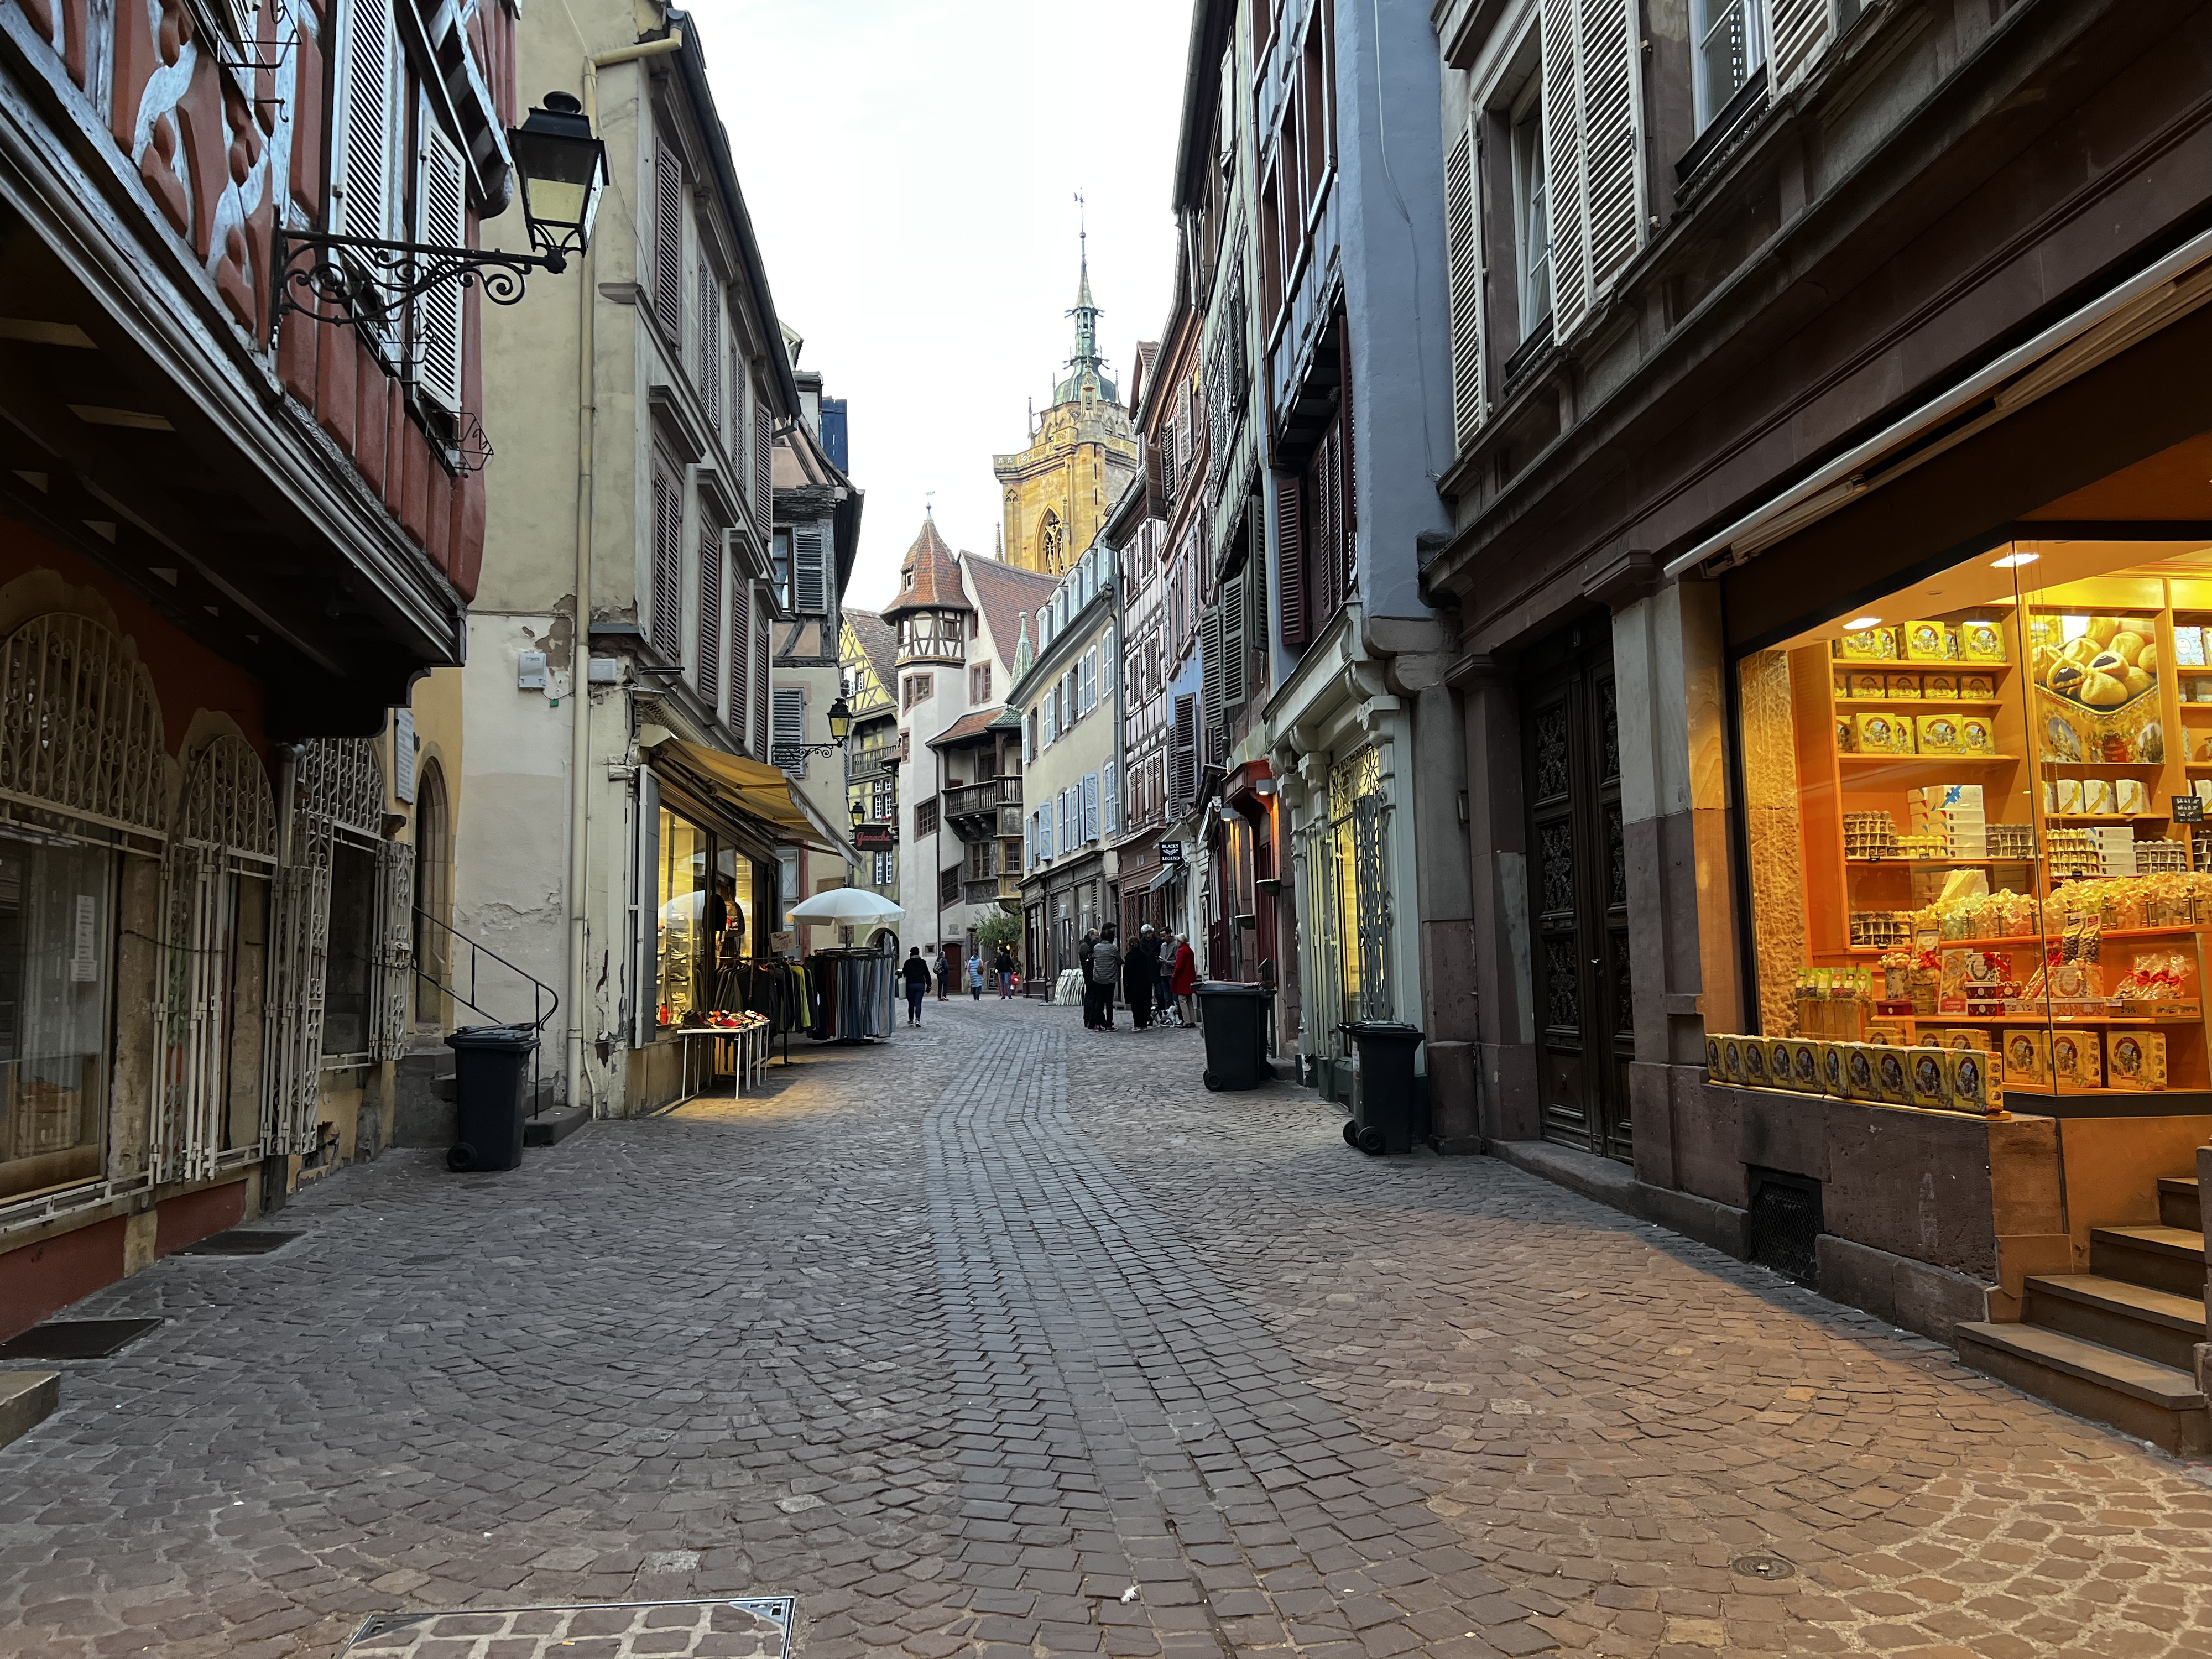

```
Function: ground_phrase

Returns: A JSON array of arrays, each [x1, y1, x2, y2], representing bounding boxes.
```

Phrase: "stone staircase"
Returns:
[[1959, 1176, 2207, 1455]]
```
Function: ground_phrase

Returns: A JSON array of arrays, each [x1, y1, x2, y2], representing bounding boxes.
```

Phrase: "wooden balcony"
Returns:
[[963, 877, 1024, 909], [945, 777, 1021, 839]]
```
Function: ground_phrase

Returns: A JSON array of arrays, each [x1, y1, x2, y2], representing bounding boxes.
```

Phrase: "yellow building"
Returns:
[[993, 254, 1140, 575]]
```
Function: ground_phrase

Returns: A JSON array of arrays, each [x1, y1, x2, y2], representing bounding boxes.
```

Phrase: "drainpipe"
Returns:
[[571, 32, 685, 1117]]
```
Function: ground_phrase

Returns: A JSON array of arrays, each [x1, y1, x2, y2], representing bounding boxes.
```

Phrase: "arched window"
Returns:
[[1039, 510, 1065, 572]]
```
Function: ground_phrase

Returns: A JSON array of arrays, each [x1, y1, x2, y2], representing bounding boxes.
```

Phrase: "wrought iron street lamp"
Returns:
[[272, 91, 608, 340], [786, 695, 855, 761]]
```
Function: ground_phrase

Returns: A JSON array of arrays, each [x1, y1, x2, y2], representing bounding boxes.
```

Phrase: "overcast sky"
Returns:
[[691, 0, 1192, 613]]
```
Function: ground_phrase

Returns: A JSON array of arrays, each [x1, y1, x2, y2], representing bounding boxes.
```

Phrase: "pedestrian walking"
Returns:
[[1087, 924, 1123, 1030], [1170, 932, 1199, 1026], [934, 950, 952, 1001], [967, 954, 984, 1000], [1123, 925, 1159, 1030], [1155, 933, 1179, 1025], [994, 945, 1017, 998], [901, 947, 929, 1027]]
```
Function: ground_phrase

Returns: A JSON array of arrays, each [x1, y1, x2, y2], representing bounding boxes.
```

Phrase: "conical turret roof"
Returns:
[[883, 513, 971, 619]]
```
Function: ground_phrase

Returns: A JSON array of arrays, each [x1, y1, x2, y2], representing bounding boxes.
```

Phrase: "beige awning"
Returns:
[[651, 740, 854, 861]]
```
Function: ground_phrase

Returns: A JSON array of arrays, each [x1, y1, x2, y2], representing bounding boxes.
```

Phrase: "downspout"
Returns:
[[572, 31, 685, 1117]]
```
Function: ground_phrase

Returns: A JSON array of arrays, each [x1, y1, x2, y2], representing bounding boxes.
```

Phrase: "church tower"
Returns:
[[991, 244, 1140, 575]]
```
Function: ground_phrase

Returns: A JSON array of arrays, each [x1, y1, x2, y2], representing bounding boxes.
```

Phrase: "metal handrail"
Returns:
[[414, 907, 562, 1118]]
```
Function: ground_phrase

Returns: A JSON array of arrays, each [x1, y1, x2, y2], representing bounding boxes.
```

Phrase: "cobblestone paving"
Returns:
[[1, 997, 2209, 1659]]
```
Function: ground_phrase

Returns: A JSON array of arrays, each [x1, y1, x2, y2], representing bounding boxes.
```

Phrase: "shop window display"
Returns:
[[655, 809, 760, 1028], [1727, 541, 2212, 1114]]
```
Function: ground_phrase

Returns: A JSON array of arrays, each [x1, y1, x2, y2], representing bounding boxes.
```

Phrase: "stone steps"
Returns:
[[2161, 1176, 2200, 1232], [2021, 1272, 2205, 1374], [2090, 1224, 2208, 1298], [1956, 1319, 2209, 1456]]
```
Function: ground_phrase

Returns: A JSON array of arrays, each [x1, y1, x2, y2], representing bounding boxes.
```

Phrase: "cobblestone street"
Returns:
[[4, 996, 2210, 1659]]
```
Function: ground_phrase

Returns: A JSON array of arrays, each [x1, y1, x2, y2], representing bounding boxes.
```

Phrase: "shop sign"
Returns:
[[2174, 796, 2204, 823], [1161, 841, 1185, 862], [854, 823, 898, 850]]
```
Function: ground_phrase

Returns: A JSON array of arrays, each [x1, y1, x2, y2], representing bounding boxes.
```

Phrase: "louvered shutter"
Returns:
[[1024, 815, 1034, 870], [1338, 327, 1357, 573], [697, 262, 721, 432], [1200, 604, 1223, 729], [731, 582, 752, 745], [1144, 434, 1165, 518], [654, 143, 683, 339], [1040, 804, 1053, 861], [753, 403, 773, 533], [1276, 472, 1306, 649], [772, 686, 805, 771], [415, 124, 466, 413], [334, 0, 397, 246], [1102, 762, 1118, 838], [1082, 774, 1099, 843], [753, 602, 770, 759], [1172, 694, 1198, 806], [1444, 119, 1485, 450], [1579, 0, 1645, 304], [794, 523, 827, 613], [1540, 0, 1590, 341], [1222, 575, 1249, 709], [697, 524, 722, 716], [1766, 0, 1834, 91], [650, 455, 682, 659]]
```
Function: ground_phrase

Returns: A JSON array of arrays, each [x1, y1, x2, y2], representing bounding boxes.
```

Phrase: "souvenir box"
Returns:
[[1947, 1048, 2005, 1115], [1960, 673, 1997, 699], [1957, 714, 1997, 755], [1870, 1044, 1912, 1105], [1923, 673, 1959, 700], [2001, 1028, 2049, 1086], [2050, 1029, 2101, 1089], [1907, 1046, 1953, 1109], [1740, 1040, 1772, 1088], [1717, 1036, 1745, 1084], [1886, 675, 1923, 700], [1840, 1044, 1878, 1101], [1848, 672, 1888, 699], [1838, 626, 1900, 661], [1706, 1035, 1724, 1081], [1914, 713, 1963, 754], [2107, 1030, 2167, 1091], [1854, 712, 1916, 755], [1819, 1043, 1847, 1097], [1902, 621, 1953, 663], [1958, 620, 2007, 662], [1789, 1040, 1823, 1093]]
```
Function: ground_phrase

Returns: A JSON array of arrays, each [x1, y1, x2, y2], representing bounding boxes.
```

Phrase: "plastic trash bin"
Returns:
[[446, 1025, 539, 1172], [1196, 982, 1274, 1091], [1339, 1021, 1425, 1154]]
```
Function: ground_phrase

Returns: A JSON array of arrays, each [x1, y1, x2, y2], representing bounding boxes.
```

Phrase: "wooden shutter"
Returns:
[[697, 262, 721, 432], [697, 524, 722, 716], [415, 124, 467, 413], [772, 687, 805, 770], [731, 582, 751, 746], [1082, 774, 1099, 843], [753, 402, 773, 532], [1200, 603, 1223, 730], [1579, 0, 1645, 304], [1540, 0, 1590, 341], [334, 0, 397, 245], [1219, 573, 1246, 709], [1144, 434, 1165, 518], [654, 142, 683, 338], [1766, 0, 1835, 91], [794, 522, 826, 613], [753, 602, 770, 758], [1276, 471, 1306, 649], [1102, 761, 1118, 838], [1172, 693, 1198, 806], [650, 453, 682, 659], [1338, 324, 1357, 579], [1444, 119, 1485, 451]]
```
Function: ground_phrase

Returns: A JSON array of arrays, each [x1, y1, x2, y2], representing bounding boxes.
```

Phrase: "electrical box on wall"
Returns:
[[587, 657, 622, 684], [518, 650, 547, 690]]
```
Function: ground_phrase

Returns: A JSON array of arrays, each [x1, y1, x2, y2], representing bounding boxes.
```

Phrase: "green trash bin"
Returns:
[[1196, 983, 1274, 1091]]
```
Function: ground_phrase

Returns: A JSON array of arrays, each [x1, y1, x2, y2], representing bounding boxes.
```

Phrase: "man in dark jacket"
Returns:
[[901, 947, 930, 1027], [1087, 924, 1122, 1031], [1123, 926, 1159, 1030]]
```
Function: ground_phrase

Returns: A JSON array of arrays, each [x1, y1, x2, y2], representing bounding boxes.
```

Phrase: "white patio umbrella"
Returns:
[[787, 887, 905, 925]]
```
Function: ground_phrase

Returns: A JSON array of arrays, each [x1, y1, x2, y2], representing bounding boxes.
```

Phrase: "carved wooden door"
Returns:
[[1524, 624, 1632, 1161]]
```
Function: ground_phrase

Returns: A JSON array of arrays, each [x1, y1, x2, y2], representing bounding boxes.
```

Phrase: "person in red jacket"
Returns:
[[1169, 933, 1199, 1026]]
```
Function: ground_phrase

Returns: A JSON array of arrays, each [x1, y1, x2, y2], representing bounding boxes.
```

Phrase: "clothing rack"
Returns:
[[806, 948, 893, 1042]]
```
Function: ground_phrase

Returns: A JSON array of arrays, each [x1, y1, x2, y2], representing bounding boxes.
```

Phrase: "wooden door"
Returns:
[[1524, 623, 1633, 1162]]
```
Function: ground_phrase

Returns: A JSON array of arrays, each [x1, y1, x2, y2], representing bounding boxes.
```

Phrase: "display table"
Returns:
[[675, 1021, 768, 1100]]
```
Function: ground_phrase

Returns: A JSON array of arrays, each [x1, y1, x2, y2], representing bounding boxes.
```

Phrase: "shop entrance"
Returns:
[[1522, 620, 1632, 1161]]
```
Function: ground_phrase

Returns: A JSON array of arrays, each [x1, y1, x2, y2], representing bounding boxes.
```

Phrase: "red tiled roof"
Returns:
[[882, 515, 969, 617], [963, 555, 1060, 667], [927, 708, 1004, 748], [844, 607, 896, 690]]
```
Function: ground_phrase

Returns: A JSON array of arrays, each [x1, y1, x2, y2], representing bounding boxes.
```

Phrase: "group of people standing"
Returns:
[[1081, 924, 1198, 1032]]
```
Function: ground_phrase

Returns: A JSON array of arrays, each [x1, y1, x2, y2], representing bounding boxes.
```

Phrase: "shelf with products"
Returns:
[[1834, 698, 2009, 713], [1845, 857, 2033, 869]]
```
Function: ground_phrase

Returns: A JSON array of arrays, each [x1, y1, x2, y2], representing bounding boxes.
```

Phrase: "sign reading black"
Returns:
[[2174, 796, 2204, 823]]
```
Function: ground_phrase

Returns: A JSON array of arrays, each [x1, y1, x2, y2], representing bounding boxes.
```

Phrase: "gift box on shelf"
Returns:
[[2107, 1030, 2167, 1090]]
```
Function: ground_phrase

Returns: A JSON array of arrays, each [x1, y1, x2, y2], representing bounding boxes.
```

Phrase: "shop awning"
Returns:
[[1145, 863, 1186, 895], [650, 740, 855, 861]]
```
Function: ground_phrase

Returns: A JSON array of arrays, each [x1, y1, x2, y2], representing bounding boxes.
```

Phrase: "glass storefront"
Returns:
[[0, 827, 114, 1200], [1730, 540, 2212, 1112], [655, 807, 759, 1029]]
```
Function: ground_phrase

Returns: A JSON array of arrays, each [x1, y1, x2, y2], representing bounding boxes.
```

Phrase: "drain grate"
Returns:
[[1731, 1554, 1797, 1580], [176, 1229, 301, 1256], [0, 1318, 163, 1360], [341, 1596, 794, 1657], [1746, 1167, 1823, 1288]]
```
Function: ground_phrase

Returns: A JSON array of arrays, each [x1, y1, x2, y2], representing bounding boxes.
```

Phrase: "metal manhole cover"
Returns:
[[176, 1229, 301, 1256], [1731, 1554, 1797, 1580], [342, 1596, 794, 1656], [0, 1318, 161, 1360]]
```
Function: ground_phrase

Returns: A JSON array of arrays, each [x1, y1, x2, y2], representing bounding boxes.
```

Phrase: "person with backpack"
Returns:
[[933, 949, 952, 1001], [900, 947, 930, 1027], [994, 944, 1018, 998], [1087, 924, 1123, 1031], [966, 953, 984, 1000]]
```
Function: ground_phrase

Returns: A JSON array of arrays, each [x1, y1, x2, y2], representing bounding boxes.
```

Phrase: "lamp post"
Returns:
[[272, 90, 609, 345]]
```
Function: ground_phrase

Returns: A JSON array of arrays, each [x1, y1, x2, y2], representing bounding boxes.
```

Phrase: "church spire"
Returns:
[[1067, 207, 1101, 374]]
